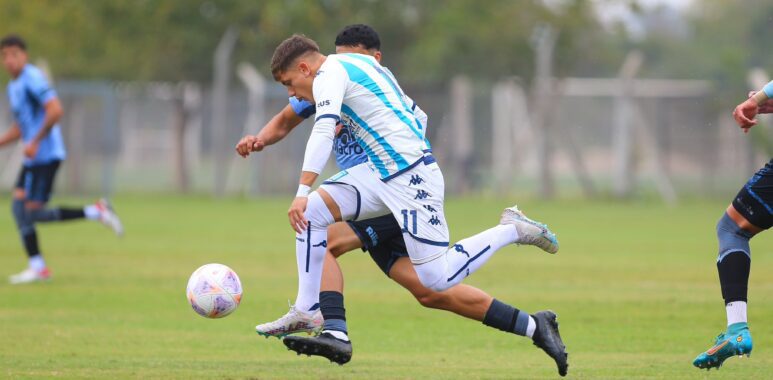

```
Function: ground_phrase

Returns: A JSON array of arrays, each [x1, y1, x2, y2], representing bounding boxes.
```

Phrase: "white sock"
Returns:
[[525, 316, 537, 338], [293, 227, 327, 314], [84, 205, 101, 221], [28, 254, 46, 271], [323, 329, 350, 341], [293, 192, 334, 314], [726, 301, 748, 326], [430, 224, 518, 290]]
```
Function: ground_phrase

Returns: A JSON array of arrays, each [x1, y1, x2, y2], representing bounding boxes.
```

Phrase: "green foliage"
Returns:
[[0, 0, 608, 83]]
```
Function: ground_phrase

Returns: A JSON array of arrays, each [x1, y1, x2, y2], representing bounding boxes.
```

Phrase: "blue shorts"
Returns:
[[347, 214, 408, 277], [732, 158, 773, 230], [15, 160, 61, 203]]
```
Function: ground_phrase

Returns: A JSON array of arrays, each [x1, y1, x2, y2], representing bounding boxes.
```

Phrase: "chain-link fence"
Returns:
[[0, 73, 768, 201]]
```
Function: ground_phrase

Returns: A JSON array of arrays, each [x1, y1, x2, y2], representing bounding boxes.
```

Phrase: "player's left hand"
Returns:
[[288, 196, 309, 233], [23, 141, 39, 158]]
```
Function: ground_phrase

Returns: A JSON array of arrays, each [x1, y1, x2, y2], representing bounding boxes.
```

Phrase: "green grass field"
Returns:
[[1, 195, 772, 379]]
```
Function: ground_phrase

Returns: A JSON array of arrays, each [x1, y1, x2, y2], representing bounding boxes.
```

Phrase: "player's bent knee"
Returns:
[[414, 269, 450, 292], [304, 191, 335, 229], [327, 236, 347, 257], [716, 212, 752, 262], [414, 291, 448, 309], [24, 201, 44, 211]]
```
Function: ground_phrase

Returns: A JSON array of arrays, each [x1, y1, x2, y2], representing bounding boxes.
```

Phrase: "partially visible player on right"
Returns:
[[693, 80, 773, 370]]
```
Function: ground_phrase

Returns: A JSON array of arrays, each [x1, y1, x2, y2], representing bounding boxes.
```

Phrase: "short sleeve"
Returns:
[[289, 97, 316, 119], [26, 69, 57, 105]]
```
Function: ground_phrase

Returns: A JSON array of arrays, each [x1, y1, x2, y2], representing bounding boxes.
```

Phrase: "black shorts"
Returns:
[[15, 160, 61, 203], [347, 214, 408, 277], [732, 158, 773, 229]]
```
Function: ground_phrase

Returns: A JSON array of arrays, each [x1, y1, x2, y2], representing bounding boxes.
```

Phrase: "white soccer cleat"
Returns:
[[256, 304, 323, 338], [9, 268, 51, 285], [96, 198, 124, 237], [500, 206, 559, 254]]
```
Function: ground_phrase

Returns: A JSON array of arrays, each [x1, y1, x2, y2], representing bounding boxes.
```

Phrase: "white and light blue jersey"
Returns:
[[311, 54, 430, 181], [7, 64, 66, 166], [289, 96, 367, 170]]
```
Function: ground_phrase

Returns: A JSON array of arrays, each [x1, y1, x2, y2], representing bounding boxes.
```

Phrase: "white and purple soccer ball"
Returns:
[[186, 263, 242, 319]]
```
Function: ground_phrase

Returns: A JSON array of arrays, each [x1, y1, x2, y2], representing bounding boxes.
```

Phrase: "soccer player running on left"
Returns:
[[693, 81, 773, 370], [0, 35, 123, 285]]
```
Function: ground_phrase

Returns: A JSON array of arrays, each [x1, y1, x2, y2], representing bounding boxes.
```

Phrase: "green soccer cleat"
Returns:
[[693, 322, 752, 370]]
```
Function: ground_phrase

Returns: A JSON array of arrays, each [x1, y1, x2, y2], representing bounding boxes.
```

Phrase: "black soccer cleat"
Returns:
[[531, 310, 569, 377], [283, 332, 353, 365]]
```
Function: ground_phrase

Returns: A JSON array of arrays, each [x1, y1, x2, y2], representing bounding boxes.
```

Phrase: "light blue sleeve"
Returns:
[[288, 97, 316, 119], [26, 68, 57, 105], [763, 81, 773, 99]]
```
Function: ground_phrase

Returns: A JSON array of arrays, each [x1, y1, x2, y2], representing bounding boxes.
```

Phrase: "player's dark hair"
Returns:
[[0, 34, 26, 51], [271, 34, 320, 80], [335, 24, 381, 51]]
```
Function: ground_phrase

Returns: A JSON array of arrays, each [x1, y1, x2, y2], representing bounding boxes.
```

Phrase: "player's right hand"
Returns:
[[733, 98, 759, 132], [748, 91, 773, 114], [235, 135, 265, 157], [288, 196, 309, 233]]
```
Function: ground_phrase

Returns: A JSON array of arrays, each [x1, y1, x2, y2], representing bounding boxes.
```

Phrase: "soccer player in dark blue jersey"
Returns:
[[693, 81, 773, 370], [0, 35, 123, 284]]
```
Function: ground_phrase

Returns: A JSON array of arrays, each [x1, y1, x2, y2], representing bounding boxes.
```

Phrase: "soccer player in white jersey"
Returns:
[[238, 26, 567, 376], [268, 35, 567, 375], [238, 25, 427, 337]]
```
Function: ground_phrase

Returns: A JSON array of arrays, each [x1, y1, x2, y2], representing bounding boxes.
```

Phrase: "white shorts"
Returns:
[[319, 158, 449, 264]]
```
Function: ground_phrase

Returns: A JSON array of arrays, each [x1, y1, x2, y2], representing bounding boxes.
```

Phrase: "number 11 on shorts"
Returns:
[[401, 209, 417, 234]]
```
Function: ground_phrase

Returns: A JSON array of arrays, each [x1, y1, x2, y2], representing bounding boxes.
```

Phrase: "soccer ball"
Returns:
[[186, 263, 243, 318]]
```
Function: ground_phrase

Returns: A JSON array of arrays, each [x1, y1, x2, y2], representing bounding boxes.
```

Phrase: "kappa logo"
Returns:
[[414, 190, 431, 200], [296, 237, 305, 243], [313, 240, 327, 248], [408, 174, 424, 186], [428, 215, 442, 226], [453, 244, 470, 258], [423, 205, 437, 213]]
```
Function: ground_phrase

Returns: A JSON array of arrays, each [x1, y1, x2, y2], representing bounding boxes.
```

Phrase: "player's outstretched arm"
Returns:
[[235, 104, 304, 157], [0, 123, 21, 148]]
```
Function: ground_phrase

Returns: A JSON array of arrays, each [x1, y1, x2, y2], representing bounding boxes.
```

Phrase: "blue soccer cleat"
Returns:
[[693, 322, 752, 370]]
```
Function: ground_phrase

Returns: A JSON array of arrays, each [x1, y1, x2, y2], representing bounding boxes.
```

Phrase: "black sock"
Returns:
[[22, 230, 41, 257], [319, 291, 348, 334], [482, 298, 530, 337], [58, 207, 85, 220], [718, 251, 751, 304]]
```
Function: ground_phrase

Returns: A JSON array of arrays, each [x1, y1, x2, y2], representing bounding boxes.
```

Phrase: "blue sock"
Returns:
[[483, 298, 531, 337], [320, 291, 348, 335]]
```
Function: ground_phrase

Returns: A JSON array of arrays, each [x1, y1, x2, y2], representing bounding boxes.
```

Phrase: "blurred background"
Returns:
[[0, 0, 770, 201]]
